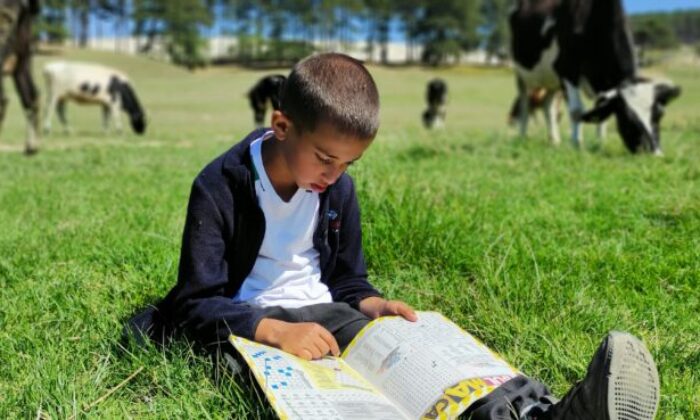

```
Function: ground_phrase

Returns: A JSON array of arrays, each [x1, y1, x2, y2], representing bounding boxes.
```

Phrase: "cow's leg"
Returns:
[[564, 80, 585, 148], [543, 91, 561, 145], [596, 121, 607, 142], [111, 102, 124, 134], [254, 104, 265, 128], [56, 99, 71, 134], [101, 104, 110, 132], [516, 77, 529, 138], [42, 89, 57, 135], [12, 53, 40, 155], [0, 84, 7, 135]]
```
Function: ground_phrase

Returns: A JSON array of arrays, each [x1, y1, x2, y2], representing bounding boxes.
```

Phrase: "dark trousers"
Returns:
[[462, 375, 555, 420]]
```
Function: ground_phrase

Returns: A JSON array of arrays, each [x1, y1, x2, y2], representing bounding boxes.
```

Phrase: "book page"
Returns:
[[341, 312, 518, 419], [230, 336, 411, 420]]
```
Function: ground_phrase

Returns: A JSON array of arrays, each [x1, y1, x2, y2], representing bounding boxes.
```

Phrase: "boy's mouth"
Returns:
[[309, 183, 328, 193]]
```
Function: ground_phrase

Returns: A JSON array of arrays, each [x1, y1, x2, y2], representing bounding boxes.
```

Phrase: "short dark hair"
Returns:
[[280, 53, 380, 139]]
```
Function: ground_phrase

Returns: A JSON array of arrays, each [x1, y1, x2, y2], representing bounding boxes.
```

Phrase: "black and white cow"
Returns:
[[422, 78, 448, 129], [510, 0, 682, 154], [248, 74, 286, 128], [42, 61, 146, 135]]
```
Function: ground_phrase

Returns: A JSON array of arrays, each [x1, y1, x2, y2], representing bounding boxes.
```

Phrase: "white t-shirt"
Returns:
[[232, 132, 333, 308]]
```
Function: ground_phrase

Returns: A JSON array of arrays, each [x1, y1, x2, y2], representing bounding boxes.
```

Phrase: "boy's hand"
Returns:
[[255, 318, 340, 360], [359, 297, 418, 322]]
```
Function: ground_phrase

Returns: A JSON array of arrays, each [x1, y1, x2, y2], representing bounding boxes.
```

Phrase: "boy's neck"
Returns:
[[261, 138, 299, 202]]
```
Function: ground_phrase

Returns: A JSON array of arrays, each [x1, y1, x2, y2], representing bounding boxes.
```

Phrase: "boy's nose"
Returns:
[[322, 167, 343, 184]]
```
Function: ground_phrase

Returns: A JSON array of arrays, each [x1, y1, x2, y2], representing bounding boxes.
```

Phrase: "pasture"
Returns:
[[0, 48, 698, 418]]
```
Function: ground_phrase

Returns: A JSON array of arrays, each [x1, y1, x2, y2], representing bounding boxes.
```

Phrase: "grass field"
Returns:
[[0, 48, 698, 418]]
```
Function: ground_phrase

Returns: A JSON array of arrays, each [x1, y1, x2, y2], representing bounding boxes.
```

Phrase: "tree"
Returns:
[[36, 0, 69, 44], [415, 0, 482, 66], [482, 0, 509, 63], [133, 0, 213, 69]]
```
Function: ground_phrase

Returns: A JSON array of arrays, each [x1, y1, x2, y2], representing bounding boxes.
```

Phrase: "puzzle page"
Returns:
[[341, 312, 518, 420], [230, 336, 411, 420]]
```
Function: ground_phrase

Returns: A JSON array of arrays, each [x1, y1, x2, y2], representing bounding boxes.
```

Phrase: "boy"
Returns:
[[128, 53, 659, 419]]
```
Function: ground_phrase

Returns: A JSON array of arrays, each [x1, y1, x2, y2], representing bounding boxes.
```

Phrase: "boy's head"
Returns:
[[279, 53, 380, 140], [269, 53, 380, 193]]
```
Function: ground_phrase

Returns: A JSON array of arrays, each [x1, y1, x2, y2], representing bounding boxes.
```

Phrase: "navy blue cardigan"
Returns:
[[159, 129, 382, 347]]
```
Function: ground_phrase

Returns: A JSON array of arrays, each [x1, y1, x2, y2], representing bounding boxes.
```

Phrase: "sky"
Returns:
[[624, 0, 700, 14], [84, 1, 700, 41]]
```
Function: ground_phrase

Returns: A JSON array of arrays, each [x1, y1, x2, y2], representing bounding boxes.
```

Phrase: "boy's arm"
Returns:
[[163, 177, 266, 346]]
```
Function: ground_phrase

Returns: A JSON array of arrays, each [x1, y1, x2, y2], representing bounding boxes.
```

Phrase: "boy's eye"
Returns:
[[316, 153, 333, 165]]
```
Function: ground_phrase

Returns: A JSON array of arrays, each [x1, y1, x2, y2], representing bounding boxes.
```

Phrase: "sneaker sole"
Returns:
[[607, 332, 660, 420]]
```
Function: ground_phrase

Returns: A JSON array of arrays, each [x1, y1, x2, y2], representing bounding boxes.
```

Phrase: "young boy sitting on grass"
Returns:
[[128, 53, 660, 420]]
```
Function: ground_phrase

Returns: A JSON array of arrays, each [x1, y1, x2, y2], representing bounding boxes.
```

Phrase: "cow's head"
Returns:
[[581, 79, 681, 154]]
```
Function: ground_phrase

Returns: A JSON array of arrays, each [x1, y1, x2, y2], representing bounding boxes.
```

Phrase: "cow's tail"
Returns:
[[118, 81, 147, 134]]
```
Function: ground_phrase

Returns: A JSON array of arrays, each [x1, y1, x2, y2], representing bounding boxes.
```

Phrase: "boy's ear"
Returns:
[[270, 110, 293, 141]]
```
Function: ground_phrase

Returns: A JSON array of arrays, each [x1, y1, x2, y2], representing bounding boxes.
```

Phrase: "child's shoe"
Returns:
[[547, 331, 659, 420]]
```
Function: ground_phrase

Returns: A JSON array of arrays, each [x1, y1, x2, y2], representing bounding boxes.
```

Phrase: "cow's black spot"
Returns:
[[79, 82, 91, 93]]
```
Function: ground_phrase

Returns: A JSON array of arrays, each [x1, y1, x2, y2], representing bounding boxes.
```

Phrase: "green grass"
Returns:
[[1, 48, 698, 418]]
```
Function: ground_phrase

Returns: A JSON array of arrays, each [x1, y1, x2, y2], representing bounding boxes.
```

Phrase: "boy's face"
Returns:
[[271, 111, 372, 193]]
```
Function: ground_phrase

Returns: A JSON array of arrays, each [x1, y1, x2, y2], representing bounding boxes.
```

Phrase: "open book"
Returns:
[[229, 311, 518, 420]]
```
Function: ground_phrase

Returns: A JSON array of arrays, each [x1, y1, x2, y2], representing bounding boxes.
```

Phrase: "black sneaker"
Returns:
[[548, 331, 659, 420], [122, 304, 171, 347]]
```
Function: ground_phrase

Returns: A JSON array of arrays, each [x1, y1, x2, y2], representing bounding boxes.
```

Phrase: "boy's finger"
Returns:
[[397, 303, 418, 321], [299, 348, 313, 361], [320, 327, 341, 357]]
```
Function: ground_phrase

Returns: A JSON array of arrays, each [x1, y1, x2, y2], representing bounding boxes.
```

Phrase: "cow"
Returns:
[[248, 74, 286, 128], [510, 0, 682, 154], [0, 0, 40, 155], [42, 61, 146, 135], [422, 78, 447, 129]]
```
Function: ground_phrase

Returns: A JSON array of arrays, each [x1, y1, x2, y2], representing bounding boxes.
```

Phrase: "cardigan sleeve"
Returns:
[[325, 176, 383, 308], [166, 176, 267, 346]]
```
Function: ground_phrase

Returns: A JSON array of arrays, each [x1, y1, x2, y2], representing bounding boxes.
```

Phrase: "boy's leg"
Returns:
[[461, 376, 554, 420], [545, 331, 659, 420], [463, 331, 659, 420]]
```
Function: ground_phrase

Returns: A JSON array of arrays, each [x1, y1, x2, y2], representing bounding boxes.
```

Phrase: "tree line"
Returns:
[[35, 1, 699, 69]]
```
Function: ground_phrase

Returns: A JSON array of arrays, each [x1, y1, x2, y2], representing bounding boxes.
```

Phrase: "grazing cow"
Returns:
[[248, 74, 286, 127], [422, 78, 447, 129], [42, 61, 146, 135], [510, 0, 682, 154], [0, 0, 40, 155]]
